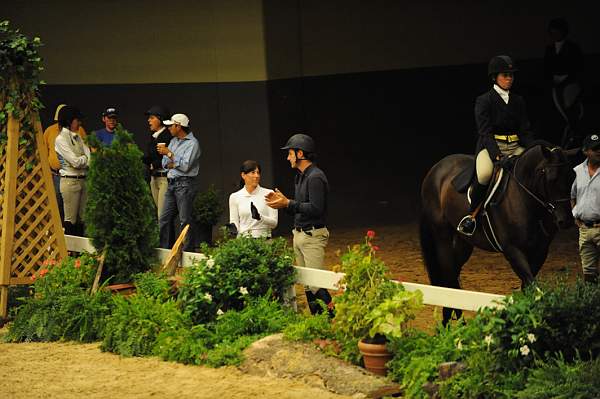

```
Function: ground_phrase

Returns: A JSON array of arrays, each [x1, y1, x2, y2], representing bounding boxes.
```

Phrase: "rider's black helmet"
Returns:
[[488, 55, 518, 79], [57, 105, 83, 128], [281, 133, 316, 153], [145, 105, 171, 122]]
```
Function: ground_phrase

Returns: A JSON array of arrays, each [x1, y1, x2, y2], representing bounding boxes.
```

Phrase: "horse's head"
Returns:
[[538, 146, 576, 229]]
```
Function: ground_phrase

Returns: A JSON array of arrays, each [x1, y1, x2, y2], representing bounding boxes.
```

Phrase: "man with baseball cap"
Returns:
[[142, 105, 172, 217], [156, 113, 201, 251], [94, 106, 119, 146], [571, 133, 600, 283]]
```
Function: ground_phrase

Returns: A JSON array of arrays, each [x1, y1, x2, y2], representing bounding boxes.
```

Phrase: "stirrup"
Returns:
[[457, 215, 476, 236]]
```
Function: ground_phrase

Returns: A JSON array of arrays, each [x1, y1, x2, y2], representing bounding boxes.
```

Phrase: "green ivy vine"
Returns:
[[0, 20, 45, 170]]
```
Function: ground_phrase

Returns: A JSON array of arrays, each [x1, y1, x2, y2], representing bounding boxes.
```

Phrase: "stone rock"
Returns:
[[437, 361, 466, 380], [240, 334, 402, 398]]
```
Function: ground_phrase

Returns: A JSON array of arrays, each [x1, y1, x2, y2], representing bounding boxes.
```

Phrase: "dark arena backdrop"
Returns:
[[5, 0, 600, 234]]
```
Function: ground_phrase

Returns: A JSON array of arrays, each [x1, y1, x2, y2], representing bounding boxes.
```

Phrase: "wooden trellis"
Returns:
[[0, 115, 67, 318]]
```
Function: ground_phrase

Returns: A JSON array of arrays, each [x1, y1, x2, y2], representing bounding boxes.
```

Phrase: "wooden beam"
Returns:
[[0, 117, 20, 318], [64, 236, 506, 312]]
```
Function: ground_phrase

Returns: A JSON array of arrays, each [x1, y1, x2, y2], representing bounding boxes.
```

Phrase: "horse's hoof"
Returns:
[[457, 216, 476, 236]]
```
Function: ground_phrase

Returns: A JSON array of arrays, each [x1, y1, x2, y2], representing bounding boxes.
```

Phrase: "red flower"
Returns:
[[42, 259, 49, 266], [39, 269, 49, 277], [49, 259, 57, 265], [366, 230, 376, 239], [371, 245, 380, 252], [30, 275, 36, 282], [74, 259, 81, 269]]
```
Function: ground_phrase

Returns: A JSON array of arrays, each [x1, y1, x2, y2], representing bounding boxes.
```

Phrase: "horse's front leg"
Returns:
[[503, 245, 535, 288]]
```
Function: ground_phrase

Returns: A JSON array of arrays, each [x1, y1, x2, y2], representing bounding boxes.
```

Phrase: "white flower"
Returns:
[[484, 335, 494, 347], [239, 286, 249, 295], [520, 345, 530, 356], [203, 293, 212, 302], [217, 309, 224, 316], [527, 333, 536, 343], [507, 296, 514, 305], [206, 259, 215, 268], [456, 340, 463, 351]]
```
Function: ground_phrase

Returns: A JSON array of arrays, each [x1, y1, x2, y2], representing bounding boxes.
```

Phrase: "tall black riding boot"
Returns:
[[457, 182, 489, 236], [63, 221, 75, 236], [305, 290, 320, 315], [314, 288, 335, 318]]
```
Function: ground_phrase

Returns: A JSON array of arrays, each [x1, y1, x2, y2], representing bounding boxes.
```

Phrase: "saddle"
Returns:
[[452, 157, 516, 252]]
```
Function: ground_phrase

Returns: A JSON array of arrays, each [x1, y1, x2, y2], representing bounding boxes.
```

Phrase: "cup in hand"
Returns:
[[157, 142, 166, 153]]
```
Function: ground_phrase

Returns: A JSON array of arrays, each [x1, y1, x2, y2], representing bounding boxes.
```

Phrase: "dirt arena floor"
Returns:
[[0, 223, 580, 398]]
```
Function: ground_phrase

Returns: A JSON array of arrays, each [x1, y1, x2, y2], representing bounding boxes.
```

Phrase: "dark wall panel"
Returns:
[[267, 55, 600, 229]]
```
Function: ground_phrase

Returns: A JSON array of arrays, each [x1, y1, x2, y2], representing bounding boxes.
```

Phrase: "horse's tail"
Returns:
[[419, 211, 442, 286]]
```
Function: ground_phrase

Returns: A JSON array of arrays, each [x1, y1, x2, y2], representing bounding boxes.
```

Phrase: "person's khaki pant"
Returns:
[[150, 175, 168, 218], [578, 226, 600, 276], [475, 141, 525, 184], [293, 227, 329, 293], [60, 177, 87, 224]]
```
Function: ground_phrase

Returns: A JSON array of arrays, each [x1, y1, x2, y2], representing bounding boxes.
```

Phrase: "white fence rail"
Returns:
[[65, 235, 505, 312]]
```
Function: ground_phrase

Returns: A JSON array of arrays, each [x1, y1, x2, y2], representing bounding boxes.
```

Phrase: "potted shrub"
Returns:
[[192, 184, 224, 246], [332, 230, 423, 375]]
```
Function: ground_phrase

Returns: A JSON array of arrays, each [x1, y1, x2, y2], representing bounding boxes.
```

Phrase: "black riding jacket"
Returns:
[[474, 88, 534, 161]]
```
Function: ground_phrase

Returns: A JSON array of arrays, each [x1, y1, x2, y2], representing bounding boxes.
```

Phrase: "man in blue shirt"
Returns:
[[571, 133, 600, 283], [157, 113, 201, 251], [94, 107, 118, 146]]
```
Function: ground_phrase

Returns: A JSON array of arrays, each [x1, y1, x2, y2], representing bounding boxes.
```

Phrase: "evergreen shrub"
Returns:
[[85, 125, 158, 283]]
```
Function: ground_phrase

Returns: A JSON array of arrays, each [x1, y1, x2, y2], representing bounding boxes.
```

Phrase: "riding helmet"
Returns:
[[57, 105, 83, 128], [488, 55, 518, 78], [281, 133, 316, 153], [145, 105, 171, 122]]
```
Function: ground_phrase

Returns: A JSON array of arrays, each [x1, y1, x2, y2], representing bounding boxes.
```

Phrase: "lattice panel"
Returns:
[[1, 116, 66, 290]]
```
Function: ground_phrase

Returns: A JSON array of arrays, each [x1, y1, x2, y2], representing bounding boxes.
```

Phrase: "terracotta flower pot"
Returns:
[[358, 339, 393, 376]]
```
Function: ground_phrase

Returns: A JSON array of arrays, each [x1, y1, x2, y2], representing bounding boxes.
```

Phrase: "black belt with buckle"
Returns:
[[583, 220, 600, 228], [294, 224, 325, 233], [152, 171, 168, 177], [62, 175, 86, 179], [167, 176, 192, 183]]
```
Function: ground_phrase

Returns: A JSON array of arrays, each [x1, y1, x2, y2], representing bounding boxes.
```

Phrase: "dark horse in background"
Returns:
[[420, 144, 577, 324]]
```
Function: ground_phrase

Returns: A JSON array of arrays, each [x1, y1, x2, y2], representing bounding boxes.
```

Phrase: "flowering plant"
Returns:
[[332, 231, 422, 362]]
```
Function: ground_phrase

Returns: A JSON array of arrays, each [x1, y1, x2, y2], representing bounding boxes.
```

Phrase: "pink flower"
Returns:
[[371, 245, 380, 252], [366, 230, 376, 239], [74, 259, 81, 269]]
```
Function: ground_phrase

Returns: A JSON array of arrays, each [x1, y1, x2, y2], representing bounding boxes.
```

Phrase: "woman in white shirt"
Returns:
[[54, 105, 91, 236], [229, 160, 277, 238]]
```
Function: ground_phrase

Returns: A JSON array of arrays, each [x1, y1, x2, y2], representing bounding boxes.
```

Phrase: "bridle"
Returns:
[[509, 147, 571, 216]]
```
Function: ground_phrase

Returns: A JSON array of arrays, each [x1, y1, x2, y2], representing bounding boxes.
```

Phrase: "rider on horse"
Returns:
[[457, 55, 535, 236]]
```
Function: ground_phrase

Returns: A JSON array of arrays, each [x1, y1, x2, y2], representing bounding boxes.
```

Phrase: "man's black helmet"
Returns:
[[145, 105, 171, 122], [281, 133, 315, 153], [57, 105, 83, 127], [488, 55, 518, 78]]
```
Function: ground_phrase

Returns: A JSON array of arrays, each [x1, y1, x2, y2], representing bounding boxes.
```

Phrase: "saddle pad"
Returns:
[[452, 159, 475, 193]]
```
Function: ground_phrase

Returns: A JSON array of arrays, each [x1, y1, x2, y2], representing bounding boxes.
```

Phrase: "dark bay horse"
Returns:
[[420, 145, 576, 323]]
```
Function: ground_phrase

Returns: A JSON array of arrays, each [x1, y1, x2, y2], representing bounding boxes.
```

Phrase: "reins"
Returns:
[[508, 146, 570, 215]]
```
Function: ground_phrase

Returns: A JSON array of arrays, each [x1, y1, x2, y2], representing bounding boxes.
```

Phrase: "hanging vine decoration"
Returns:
[[0, 20, 45, 170]]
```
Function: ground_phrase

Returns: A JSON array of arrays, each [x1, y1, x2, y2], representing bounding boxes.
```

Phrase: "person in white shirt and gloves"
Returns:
[[228, 160, 277, 238], [54, 105, 91, 236]]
